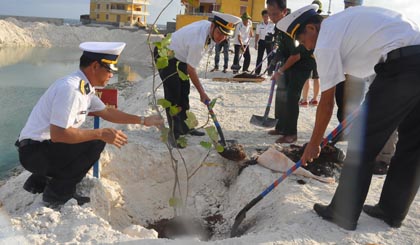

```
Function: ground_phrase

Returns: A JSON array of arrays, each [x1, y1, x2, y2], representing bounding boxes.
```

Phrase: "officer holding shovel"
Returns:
[[266, 0, 315, 144], [277, 4, 420, 230], [231, 12, 253, 74], [155, 12, 241, 148]]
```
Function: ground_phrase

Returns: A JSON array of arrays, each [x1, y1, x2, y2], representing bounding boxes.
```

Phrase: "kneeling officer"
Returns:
[[16, 42, 163, 208]]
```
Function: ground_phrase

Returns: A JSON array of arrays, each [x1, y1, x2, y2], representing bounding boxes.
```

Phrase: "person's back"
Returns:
[[316, 6, 420, 84], [169, 20, 211, 68]]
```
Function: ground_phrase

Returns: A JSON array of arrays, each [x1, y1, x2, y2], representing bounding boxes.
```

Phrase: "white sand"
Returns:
[[0, 19, 418, 245]]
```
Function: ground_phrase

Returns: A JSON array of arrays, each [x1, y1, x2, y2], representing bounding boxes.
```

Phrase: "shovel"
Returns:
[[205, 100, 246, 162], [231, 107, 361, 237], [233, 49, 276, 79], [249, 63, 282, 128]]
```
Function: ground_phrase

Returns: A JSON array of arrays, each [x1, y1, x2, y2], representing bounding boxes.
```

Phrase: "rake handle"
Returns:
[[250, 49, 275, 75]]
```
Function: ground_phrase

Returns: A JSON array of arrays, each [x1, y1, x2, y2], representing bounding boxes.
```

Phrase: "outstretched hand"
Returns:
[[101, 128, 128, 149], [144, 115, 164, 127]]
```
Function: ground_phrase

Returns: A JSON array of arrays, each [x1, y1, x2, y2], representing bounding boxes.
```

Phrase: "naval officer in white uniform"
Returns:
[[17, 42, 163, 208], [155, 11, 241, 148], [277, 5, 420, 230]]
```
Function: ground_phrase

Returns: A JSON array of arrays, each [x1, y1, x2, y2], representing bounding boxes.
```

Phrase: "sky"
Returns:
[[0, 0, 419, 26]]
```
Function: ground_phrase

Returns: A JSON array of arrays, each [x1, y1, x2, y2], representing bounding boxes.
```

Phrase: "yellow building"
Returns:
[[89, 0, 150, 27], [177, 0, 265, 30]]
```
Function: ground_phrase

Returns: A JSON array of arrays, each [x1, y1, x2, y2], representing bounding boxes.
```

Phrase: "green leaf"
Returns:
[[153, 25, 159, 34], [158, 48, 168, 57], [169, 105, 180, 116], [169, 197, 182, 207], [153, 41, 162, 49], [216, 144, 224, 153], [177, 136, 188, 148], [205, 126, 219, 142], [185, 111, 198, 129], [157, 98, 172, 109], [200, 141, 212, 149], [156, 56, 169, 69], [176, 62, 189, 81], [178, 70, 189, 81], [162, 34, 171, 46], [209, 98, 217, 109]]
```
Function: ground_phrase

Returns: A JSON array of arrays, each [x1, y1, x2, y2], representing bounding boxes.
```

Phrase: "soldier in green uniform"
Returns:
[[267, 0, 315, 144]]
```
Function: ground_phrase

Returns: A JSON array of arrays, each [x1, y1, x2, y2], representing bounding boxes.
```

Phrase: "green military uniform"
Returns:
[[273, 30, 314, 136]]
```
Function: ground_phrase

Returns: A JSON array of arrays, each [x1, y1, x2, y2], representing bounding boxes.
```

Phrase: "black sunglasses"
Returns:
[[99, 62, 116, 74]]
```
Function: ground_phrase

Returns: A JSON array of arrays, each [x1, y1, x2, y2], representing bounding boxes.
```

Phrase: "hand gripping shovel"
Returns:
[[249, 63, 282, 127], [205, 100, 246, 162], [231, 108, 360, 237]]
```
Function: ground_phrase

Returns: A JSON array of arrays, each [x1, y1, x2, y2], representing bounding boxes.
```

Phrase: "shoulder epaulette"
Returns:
[[79, 79, 91, 95]]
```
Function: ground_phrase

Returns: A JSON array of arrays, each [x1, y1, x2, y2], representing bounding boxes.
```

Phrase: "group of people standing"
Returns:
[[16, 0, 419, 233], [211, 11, 275, 75]]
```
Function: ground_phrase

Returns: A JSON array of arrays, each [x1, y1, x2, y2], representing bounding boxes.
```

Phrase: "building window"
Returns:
[[106, 14, 109, 20], [97, 4, 100, 10], [240, 6, 247, 15], [213, 5, 220, 11], [106, 4, 109, 10], [127, 16, 131, 21], [96, 14, 99, 19]]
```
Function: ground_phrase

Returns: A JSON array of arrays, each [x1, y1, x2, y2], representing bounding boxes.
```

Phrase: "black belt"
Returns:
[[387, 45, 420, 61], [16, 139, 51, 148]]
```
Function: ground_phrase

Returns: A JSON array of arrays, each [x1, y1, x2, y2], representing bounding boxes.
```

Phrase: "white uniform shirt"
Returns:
[[168, 20, 212, 69], [233, 20, 253, 45], [19, 70, 106, 141], [315, 6, 420, 92], [255, 21, 275, 41]]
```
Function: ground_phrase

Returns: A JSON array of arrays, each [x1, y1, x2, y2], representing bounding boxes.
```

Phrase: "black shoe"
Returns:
[[23, 174, 48, 194], [231, 64, 241, 70], [243, 69, 250, 73], [222, 68, 227, 73], [233, 70, 238, 74], [313, 203, 357, 230], [43, 184, 91, 208], [188, 129, 205, 136], [210, 67, 219, 72], [43, 192, 90, 208], [363, 204, 402, 228], [73, 193, 91, 206], [372, 161, 389, 175]]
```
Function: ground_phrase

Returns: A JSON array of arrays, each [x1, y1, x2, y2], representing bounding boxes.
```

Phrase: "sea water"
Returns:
[[0, 46, 143, 180]]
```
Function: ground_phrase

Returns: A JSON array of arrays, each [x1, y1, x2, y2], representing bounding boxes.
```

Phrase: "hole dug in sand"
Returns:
[[146, 215, 224, 240], [94, 142, 240, 241]]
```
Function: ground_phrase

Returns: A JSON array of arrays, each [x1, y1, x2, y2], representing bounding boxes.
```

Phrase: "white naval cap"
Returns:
[[79, 42, 126, 71], [211, 11, 241, 36], [276, 4, 319, 40]]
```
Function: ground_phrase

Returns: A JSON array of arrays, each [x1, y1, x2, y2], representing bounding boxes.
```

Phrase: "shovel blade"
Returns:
[[250, 115, 278, 128]]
